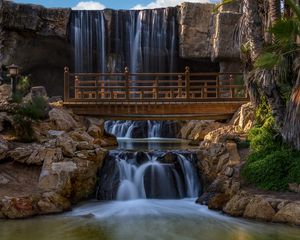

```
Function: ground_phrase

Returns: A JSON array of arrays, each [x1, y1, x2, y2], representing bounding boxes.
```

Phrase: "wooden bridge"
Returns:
[[63, 67, 249, 120]]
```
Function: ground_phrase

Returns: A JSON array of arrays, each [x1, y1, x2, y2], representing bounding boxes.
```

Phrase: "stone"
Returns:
[[223, 192, 252, 217], [9, 145, 62, 165], [0, 84, 11, 100], [224, 167, 234, 177], [30, 86, 48, 99], [87, 124, 103, 139], [204, 125, 241, 143], [56, 134, 78, 157], [0, 135, 8, 160], [273, 202, 300, 225], [2, 1, 71, 38], [69, 129, 94, 143], [1, 196, 37, 219], [288, 183, 300, 193], [211, 10, 242, 60], [179, 3, 214, 59], [37, 192, 70, 214], [0, 174, 9, 184], [243, 197, 276, 221], [230, 102, 255, 133], [225, 141, 240, 166], [49, 108, 81, 132], [48, 130, 65, 137], [181, 120, 224, 141], [208, 193, 230, 210]]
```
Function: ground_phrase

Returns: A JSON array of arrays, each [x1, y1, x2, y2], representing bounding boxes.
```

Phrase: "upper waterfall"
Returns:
[[70, 8, 178, 73]]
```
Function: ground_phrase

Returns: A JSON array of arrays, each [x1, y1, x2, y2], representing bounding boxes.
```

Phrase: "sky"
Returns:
[[11, 0, 218, 10]]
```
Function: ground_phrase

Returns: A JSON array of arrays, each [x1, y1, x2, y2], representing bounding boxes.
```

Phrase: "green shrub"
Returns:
[[19, 96, 49, 120], [241, 99, 300, 191], [12, 114, 35, 143], [17, 76, 31, 96]]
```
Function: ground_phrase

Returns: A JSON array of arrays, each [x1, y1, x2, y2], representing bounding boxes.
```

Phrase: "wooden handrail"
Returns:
[[64, 67, 247, 102]]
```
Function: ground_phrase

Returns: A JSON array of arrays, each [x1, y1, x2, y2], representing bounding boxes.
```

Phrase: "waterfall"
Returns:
[[96, 150, 201, 200], [104, 120, 181, 138], [71, 11, 106, 73], [70, 8, 178, 73]]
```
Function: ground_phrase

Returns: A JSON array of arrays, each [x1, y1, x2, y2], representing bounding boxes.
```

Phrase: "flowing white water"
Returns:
[[96, 150, 200, 201]]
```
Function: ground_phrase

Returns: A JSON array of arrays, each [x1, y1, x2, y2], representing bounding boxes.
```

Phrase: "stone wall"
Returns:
[[0, 0, 72, 97]]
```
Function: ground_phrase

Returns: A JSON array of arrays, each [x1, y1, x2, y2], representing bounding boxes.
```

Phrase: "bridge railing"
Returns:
[[64, 67, 248, 102]]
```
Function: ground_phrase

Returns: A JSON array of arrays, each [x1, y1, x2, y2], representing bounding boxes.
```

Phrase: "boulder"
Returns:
[[288, 183, 300, 193], [0, 135, 8, 160], [49, 108, 81, 132], [243, 197, 276, 221], [223, 192, 252, 217], [56, 134, 78, 157], [208, 193, 230, 210], [37, 192, 70, 214], [181, 120, 223, 141], [230, 102, 255, 133], [178, 3, 214, 59], [69, 129, 94, 143], [0, 84, 11, 100], [273, 202, 300, 225], [204, 125, 241, 143], [30, 86, 48, 99], [0, 196, 37, 219], [9, 144, 62, 165]]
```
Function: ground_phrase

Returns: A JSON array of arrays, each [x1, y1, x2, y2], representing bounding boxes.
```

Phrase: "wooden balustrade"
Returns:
[[64, 67, 248, 102]]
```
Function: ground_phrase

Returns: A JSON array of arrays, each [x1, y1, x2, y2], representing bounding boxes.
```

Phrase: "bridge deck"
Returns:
[[63, 68, 249, 120]]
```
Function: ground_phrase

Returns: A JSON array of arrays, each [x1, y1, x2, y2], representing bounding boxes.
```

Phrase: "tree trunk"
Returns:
[[282, 75, 300, 150], [243, 0, 286, 127], [269, 0, 281, 24]]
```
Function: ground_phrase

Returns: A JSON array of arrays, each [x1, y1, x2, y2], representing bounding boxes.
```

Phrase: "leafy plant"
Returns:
[[12, 114, 35, 143], [242, 100, 300, 191], [19, 96, 49, 120]]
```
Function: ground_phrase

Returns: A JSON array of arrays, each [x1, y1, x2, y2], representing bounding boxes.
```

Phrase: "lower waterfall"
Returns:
[[96, 150, 201, 200], [104, 120, 181, 138]]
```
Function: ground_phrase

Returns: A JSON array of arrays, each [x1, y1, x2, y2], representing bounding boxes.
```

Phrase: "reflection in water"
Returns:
[[1, 199, 300, 240]]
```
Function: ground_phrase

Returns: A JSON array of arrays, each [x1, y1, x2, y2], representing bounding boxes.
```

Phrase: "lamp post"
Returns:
[[7, 64, 20, 97]]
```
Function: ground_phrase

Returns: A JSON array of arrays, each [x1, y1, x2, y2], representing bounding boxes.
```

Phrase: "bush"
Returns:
[[241, 100, 300, 191], [12, 114, 35, 143], [12, 97, 49, 142], [19, 96, 49, 120]]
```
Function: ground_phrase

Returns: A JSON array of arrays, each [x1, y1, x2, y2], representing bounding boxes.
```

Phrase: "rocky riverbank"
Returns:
[[0, 86, 117, 218], [192, 103, 300, 226]]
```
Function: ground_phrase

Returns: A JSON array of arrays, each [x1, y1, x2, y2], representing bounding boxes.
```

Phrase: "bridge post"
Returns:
[[64, 67, 70, 102], [125, 67, 130, 100], [216, 74, 220, 98], [185, 66, 190, 99]]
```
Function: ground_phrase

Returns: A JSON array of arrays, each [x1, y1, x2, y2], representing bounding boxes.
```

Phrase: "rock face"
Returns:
[[0, 105, 116, 219], [178, 3, 214, 59], [211, 2, 242, 60], [230, 102, 255, 132], [0, 1, 72, 97], [2, 2, 71, 38]]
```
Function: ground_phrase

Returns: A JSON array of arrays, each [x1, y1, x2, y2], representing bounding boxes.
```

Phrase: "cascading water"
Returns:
[[104, 120, 181, 138], [96, 150, 201, 201], [70, 8, 178, 73]]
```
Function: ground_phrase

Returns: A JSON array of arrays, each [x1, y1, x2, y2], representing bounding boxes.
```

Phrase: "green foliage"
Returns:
[[254, 53, 282, 70], [242, 100, 300, 191], [17, 76, 31, 96], [18, 97, 49, 120], [12, 97, 49, 142], [12, 114, 35, 143], [11, 92, 23, 104]]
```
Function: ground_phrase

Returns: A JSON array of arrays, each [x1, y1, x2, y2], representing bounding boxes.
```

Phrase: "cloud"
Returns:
[[72, 1, 105, 10], [132, 0, 211, 9]]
